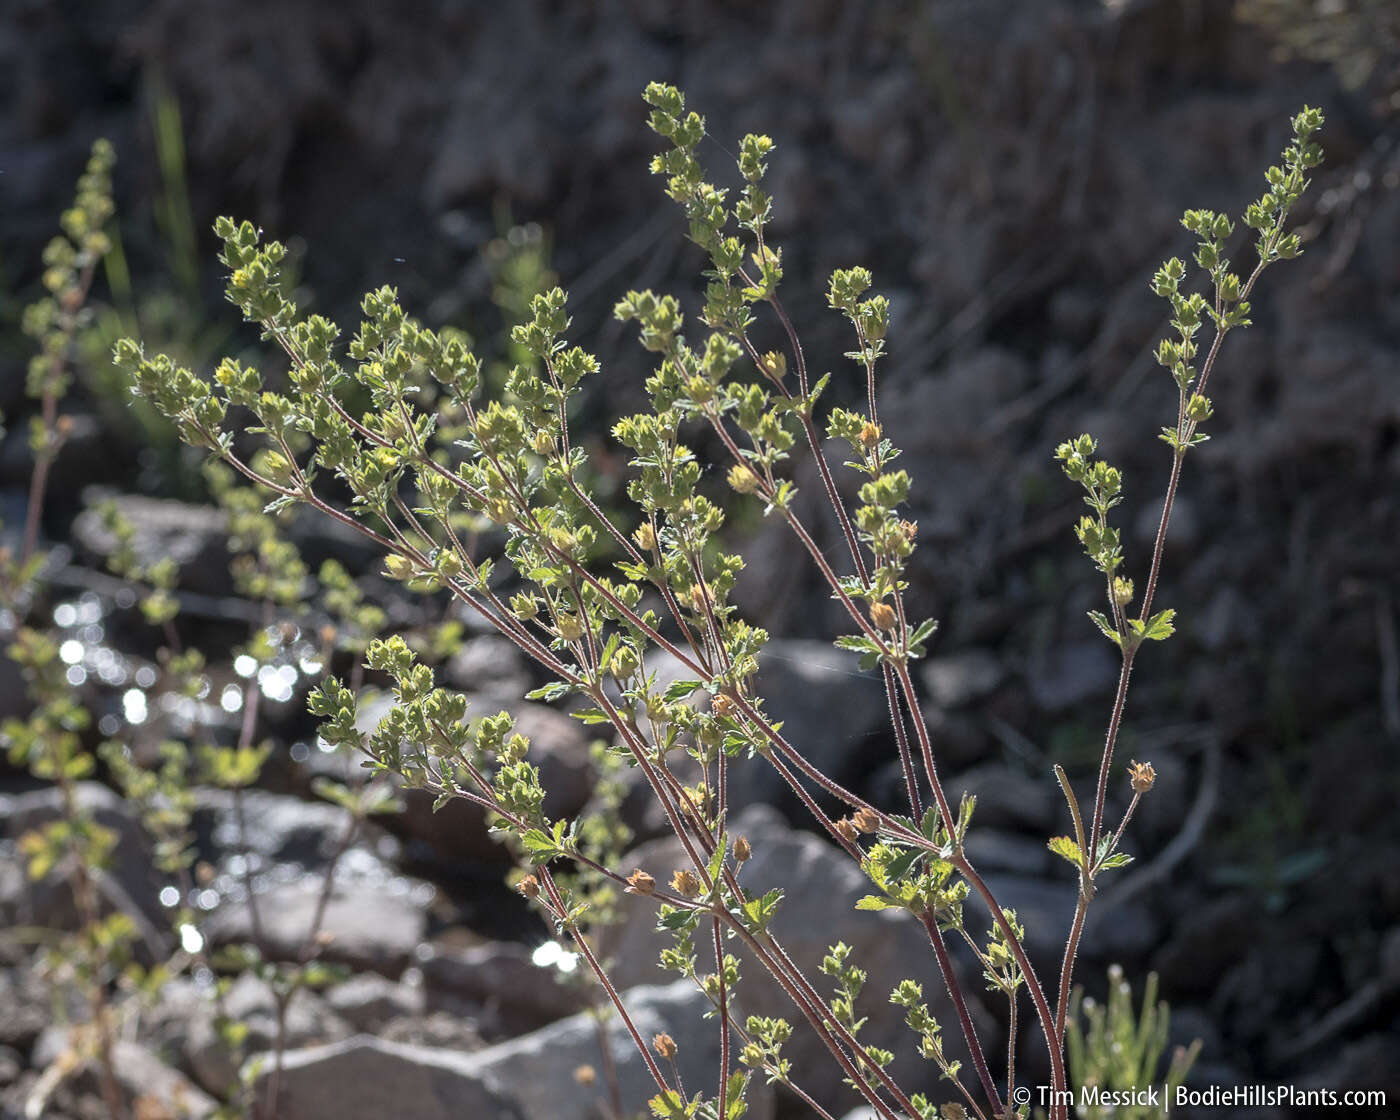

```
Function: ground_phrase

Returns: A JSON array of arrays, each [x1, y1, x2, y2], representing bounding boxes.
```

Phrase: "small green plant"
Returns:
[[1064, 965, 1200, 1120], [1, 141, 400, 1120], [2, 140, 130, 1120], [104, 87, 1322, 1120]]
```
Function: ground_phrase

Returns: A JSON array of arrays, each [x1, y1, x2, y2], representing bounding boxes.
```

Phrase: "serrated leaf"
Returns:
[[570, 708, 613, 725], [657, 906, 698, 932], [885, 848, 924, 881], [855, 895, 898, 911], [664, 679, 704, 702], [1098, 852, 1134, 870], [1141, 608, 1176, 641], [1087, 610, 1122, 645], [1047, 835, 1083, 868]]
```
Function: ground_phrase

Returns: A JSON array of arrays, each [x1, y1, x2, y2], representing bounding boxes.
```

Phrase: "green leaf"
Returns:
[[1047, 835, 1083, 868], [664, 679, 704, 702], [1087, 610, 1121, 645], [657, 906, 699, 932], [1098, 852, 1134, 870], [570, 708, 613, 725], [1141, 608, 1176, 641], [885, 847, 924, 881], [741, 888, 783, 933], [906, 617, 939, 654], [855, 895, 898, 911], [519, 828, 557, 864]]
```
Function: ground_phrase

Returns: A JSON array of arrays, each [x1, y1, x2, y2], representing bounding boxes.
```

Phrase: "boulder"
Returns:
[[389, 700, 595, 867], [419, 941, 589, 1036], [1, 782, 167, 942], [173, 973, 351, 1097], [251, 981, 774, 1120], [34, 1026, 216, 1118], [71, 491, 230, 598], [601, 806, 993, 1108], [203, 877, 432, 976]]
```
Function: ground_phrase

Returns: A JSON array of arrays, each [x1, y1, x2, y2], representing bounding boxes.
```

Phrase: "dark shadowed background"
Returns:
[[2, 0, 1398, 1116]]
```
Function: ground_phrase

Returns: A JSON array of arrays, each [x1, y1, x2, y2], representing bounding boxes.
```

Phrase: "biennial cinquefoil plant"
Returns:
[[116, 86, 1324, 1120]]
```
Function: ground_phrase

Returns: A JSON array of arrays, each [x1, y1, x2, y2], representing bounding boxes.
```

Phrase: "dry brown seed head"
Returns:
[[653, 1032, 678, 1060], [859, 421, 881, 449], [626, 869, 656, 895], [734, 835, 752, 862], [852, 807, 880, 834], [712, 693, 737, 719], [517, 874, 541, 900], [671, 869, 701, 898], [834, 818, 859, 844], [870, 601, 897, 631], [1128, 759, 1156, 794]]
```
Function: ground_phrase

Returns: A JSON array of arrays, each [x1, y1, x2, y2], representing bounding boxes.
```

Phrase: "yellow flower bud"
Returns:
[[727, 464, 761, 494], [383, 554, 417, 581]]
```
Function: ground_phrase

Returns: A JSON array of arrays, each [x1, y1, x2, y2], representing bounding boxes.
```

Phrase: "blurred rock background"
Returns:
[[1, 0, 1398, 1116]]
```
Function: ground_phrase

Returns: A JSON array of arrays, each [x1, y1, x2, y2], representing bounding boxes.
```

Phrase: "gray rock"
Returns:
[[978, 874, 1160, 970], [1299, 1031, 1400, 1096], [251, 981, 774, 1120], [1135, 493, 1199, 550], [325, 972, 426, 1031], [466, 981, 774, 1120], [722, 640, 891, 813], [601, 806, 992, 1107], [0, 961, 50, 1048], [0, 1042, 20, 1085], [1153, 896, 1255, 997], [71, 491, 231, 598], [34, 1025, 216, 1118], [1027, 640, 1119, 712], [963, 828, 1051, 876], [443, 635, 531, 700], [921, 649, 1005, 709], [191, 787, 403, 872], [419, 941, 589, 1035], [390, 699, 595, 866], [173, 973, 350, 1096], [1, 782, 167, 938], [204, 877, 432, 976], [947, 763, 1056, 833], [248, 1033, 513, 1120]]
